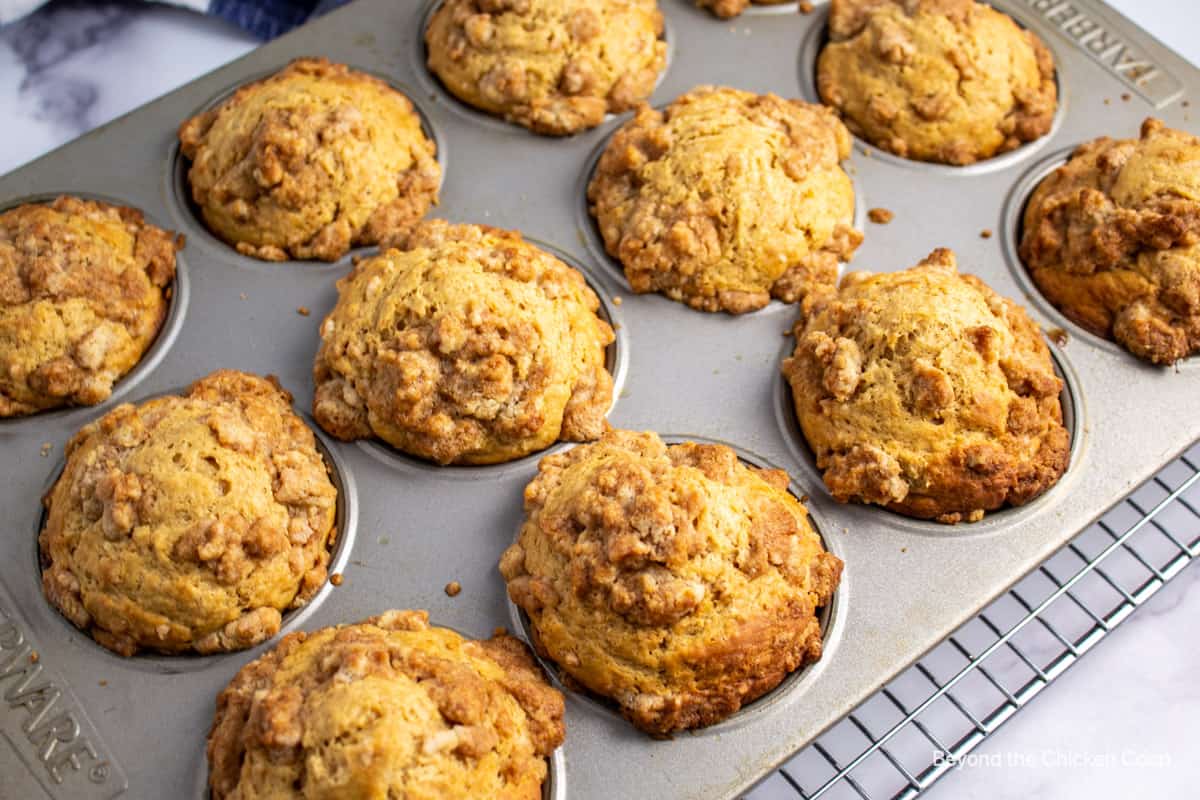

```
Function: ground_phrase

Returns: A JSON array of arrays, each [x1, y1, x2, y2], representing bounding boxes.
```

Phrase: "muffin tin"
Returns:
[[0, 0, 1196, 797]]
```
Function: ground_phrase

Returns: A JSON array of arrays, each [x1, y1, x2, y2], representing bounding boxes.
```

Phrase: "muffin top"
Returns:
[[817, 0, 1057, 165], [207, 610, 565, 800], [313, 220, 614, 464], [783, 249, 1070, 523], [179, 58, 440, 262], [40, 370, 337, 656], [499, 430, 842, 735], [588, 86, 861, 313], [1021, 118, 1200, 365], [425, 0, 666, 135], [0, 196, 178, 417]]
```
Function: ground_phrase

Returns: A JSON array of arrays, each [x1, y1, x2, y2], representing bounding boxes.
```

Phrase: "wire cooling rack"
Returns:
[[745, 441, 1200, 800]]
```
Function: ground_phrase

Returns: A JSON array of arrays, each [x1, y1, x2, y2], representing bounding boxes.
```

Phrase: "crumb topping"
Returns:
[[207, 610, 564, 799], [313, 220, 614, 464], [39, 370, 337, 655], [783, 249, 1070, 523], [501, 429, 841, 735], [0, 196, 178, 416], [588, 86, 861, 314]]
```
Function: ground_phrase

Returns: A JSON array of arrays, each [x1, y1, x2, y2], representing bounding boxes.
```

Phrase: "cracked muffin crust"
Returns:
[[588, 86, 861, 314], [500, 430, 842, 735], [39, 370, 338, 656], [783, 249, 1070, 523], [178, 58, 440, 262], [425, 0, 666, 136], [1020, 119, 1200, 365], [207, 610, 565, 800], [0, 196, 179, 417], [817, 0, 1057, 165], [313, 220, 614, 465]]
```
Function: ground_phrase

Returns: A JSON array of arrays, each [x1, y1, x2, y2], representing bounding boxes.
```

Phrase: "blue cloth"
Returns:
[[208, 0, 349, 39], [0, 0, 352, 39]]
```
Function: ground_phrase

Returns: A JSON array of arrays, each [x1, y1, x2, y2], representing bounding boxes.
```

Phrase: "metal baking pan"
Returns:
[[0, 0, 1196, 797]]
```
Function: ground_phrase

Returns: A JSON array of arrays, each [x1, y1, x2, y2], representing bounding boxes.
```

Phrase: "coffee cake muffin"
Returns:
[[40, 370, 338, 656], [817, 0, 1057, 165], [500, 430, 842, 735], [588, 86, 861, 313], [425, 0, 666, 135], [179, 58, 439, 261], [1020, 119, 1200, 365], [313, 220, 614, 464], [0, 196, 178, 417], [207, 610, 564, 799], [783, 249, 1069, 523]]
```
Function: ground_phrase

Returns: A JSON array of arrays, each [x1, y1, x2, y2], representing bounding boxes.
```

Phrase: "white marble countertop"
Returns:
[[1, 2, 1197, 799]]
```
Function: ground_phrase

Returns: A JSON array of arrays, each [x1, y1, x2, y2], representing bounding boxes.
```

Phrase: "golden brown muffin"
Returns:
[[178, 58, 440, 262], [207, 610, 565, 800], [588, 86, 861, 314], [695, 0, 789, 19], [500, 430, 842, 736], [425, 0, 666, 136], [313, 220, 614, 465], [817, 0, 1057, 165], [1020, 119, 1200, 365], [782, 249, 1070, 523], [39, 370, 337, 656], [0, 196, 178, 417]]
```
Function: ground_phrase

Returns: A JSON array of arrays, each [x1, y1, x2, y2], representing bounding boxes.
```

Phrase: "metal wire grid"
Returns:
[[745, 440, 1200, 800]]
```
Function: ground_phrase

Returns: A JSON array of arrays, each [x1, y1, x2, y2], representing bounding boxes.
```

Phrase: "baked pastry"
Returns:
[[500, 430, 842, 735], [313, 220, 614, 464], [695, 0, 789, 19], [1020, 118, 1200, 365], [207, 610, 565, 799], [588, 86, 861, 313], [817, 0, 1057, 165], [0, 196, 178, 417], [782, 249, 1070, 523], [39, 370, 337, 656], [425, 0, 666, 135], [179, 58, 439, 261]]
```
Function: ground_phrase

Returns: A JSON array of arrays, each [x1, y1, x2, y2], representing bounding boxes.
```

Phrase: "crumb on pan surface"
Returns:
[[313, 219, 615, 465], [817, 0, 1057, 165], [0, 196, 178, 417], [39, 370, 338, 656], [782, 248, 1070, 523], [425, 0, 667, 135], [588, 85, 862, 314], [178, 57, 439, 262], [1020, 118, 1200, 365], [500, 429, 842, 736], [207, 609, 564, 800], [696, 0, 792, 20]]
